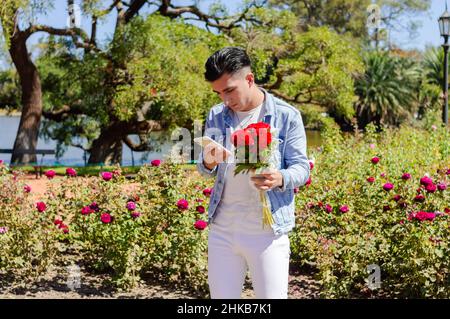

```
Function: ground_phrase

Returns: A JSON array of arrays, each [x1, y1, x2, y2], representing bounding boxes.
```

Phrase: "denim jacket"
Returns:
[[196, 88, 310, 235]]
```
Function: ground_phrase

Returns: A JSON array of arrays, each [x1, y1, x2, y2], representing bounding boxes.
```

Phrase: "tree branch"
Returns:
[[42, 104, 84, 122]]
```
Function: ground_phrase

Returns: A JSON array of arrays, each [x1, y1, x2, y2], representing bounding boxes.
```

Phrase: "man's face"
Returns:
[[211, 68, 255, 112]]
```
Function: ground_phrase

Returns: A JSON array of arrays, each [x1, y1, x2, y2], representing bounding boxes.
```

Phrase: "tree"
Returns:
[[227, 6, 364, 129], [354, 51, 421, 128]]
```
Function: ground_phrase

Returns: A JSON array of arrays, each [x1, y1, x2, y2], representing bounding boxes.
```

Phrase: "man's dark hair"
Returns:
[[204, 47, 251, 82]]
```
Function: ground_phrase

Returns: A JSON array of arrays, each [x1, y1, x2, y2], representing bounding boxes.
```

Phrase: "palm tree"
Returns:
[[355, 51, 421, 128]]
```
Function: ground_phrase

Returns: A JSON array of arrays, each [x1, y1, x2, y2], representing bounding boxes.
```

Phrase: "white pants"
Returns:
[[208, 206, 291, 299]]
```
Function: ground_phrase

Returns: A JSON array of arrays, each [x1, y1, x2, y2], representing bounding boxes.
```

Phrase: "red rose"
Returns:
[[371, 157, 380, 164], [36, 201, 47, 212], [231, 129, 255, 147], [194, 220, 208, 230]]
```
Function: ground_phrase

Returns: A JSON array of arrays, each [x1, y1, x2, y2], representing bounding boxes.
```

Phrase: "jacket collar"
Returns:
[[223, 87, 276, 128]]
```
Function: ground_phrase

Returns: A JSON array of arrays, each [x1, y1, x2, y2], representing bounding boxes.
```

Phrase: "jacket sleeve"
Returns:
[[196, 110, 218, 178], [276, 113, 310, 192]]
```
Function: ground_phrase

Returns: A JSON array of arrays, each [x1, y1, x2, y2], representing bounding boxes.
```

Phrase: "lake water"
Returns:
[[0, 116, 322, 166]]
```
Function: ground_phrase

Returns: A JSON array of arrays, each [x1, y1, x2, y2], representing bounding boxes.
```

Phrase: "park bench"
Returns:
[[0, 148, 56, 178]]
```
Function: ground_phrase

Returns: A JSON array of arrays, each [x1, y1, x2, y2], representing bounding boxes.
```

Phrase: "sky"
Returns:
[[0, 0, 449, 69]]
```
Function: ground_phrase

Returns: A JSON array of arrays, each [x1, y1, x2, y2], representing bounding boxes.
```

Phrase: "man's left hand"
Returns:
[[250, 170, 283, 191]]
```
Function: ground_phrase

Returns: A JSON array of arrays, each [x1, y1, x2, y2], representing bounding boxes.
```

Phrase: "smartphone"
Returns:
[[194, 136, 232, 156]]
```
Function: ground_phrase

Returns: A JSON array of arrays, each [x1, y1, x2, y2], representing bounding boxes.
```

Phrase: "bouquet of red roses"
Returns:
[[230, 122, 277, 228]]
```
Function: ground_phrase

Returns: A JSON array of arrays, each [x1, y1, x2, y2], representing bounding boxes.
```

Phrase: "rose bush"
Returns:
[[291, 122, 450, 298]]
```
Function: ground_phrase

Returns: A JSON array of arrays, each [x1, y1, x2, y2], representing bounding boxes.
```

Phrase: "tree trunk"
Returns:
[[9, 32, 43, 164], [88, 122, 128, 165]]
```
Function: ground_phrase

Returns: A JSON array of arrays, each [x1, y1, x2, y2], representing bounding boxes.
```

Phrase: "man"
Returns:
[[197, 47, 310, 299]]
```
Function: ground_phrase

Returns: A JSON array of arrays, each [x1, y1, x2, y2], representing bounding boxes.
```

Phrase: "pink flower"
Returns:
[[431, 125, 437, 131], [399, 220, 405, 225], [401, 173, 411, 180], [24, 185, 31, 193], [369, 144, 375, 149], [367, 176, 375, 183], [177, 199, 189, 210], [414, 194, 426, 202], [420, 176, 433, 186], [81, 206, 94, 215], [412, 211, 436, 222], [383, 183, 394, 191], [151, 159, 161, 167], [126, 201, 136, 211], [202, 188, 213, 197], [392, 194, 401, 202], [0, 227, 8, 234], [66, 168, 77, 177], [380, 172, 386, 178], [131, 212, 141, 219], [36, 201, 47, 212], [54, 219, 63, 225], [0, 160, 3, 165], [101, 213, 112, 224], [45, 170, 56, 179], [194, 220, 208, 230], [425, 183, 437, 193], [196, 205, 205, 214], [437, 182, 447, 191], [309, 161, 314, 170], [325, 204, 333, 213], [101, 172, 113, 181], [339, 205, 349, 213], [58, 223, 68, 230], [371, 157, 380, 164]]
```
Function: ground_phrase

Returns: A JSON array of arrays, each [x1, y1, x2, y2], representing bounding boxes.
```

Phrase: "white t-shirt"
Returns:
[[216, 103, 264, 217]]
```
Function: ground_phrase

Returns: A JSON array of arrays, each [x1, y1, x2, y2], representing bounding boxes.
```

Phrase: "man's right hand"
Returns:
[[203, 144, 230, 170]]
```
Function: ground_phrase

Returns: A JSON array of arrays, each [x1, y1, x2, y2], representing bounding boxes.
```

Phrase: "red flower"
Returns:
[[383, 205, 390, 211], [126, 201, 136, 211], [24, 185, 31, 193], [194, 220, 208, 230], [36, 201, 47, 212], [446, 169, 450, 175], [305, 177, 312, 187], [89, 202, 100, 212], [202, 188, 213, 197], [444, 208, 450, 214], [325, 204, 333, 213], [45, 170, 56, 179], [309, 161, 314, 170], [151, 159, 161, 167], [392, 194, 401, 202], [383, 183, 394, 191], [339, 205, 349, 213], [425, 183, 437, 193], [131, 212, 141, 219], [101, 213, 112, 224], [414, 194, 426, 202], [101, 172, 113, 181], [231, 129, 255, 147], [196, 205, 205, 214], [401, 173, 411, 180], [437, 182, 447, 191], [66, 168, 77, 177], [54, 219, 63, 225], [177, 199, 189, 210], [293, 187, 299, 194], [371, 157, 380, 164], [420, 176, 433, 186], [81, 206, 94, 215], [367, 176, 375, 183]]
